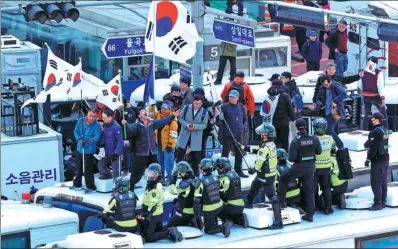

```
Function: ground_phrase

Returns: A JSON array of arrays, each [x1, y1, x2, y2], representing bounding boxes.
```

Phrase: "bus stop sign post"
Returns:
[[212, 19, 256, 48]]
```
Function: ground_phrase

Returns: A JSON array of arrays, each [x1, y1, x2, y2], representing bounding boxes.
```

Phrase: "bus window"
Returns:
[[255, 47, 288, 68], [1, 231, 30, 249], [355, 231, 398, 248], [223, 57, 251, 78]]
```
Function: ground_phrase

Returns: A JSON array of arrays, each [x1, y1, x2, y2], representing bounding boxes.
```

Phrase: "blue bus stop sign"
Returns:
[[180, 66, 192, 79], [101, 35, 151, 59], [212, 19, 255, 48]]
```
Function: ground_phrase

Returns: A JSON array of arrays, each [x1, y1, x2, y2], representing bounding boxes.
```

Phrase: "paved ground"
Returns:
[[290, 36, 332, 76]]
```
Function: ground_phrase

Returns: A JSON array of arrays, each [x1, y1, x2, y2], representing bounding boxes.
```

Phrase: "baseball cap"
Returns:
[[268, 73, 280, 81], [235, 71, 245, 78], [161, 102, 171, 110], [308, 29, 318, 37], [229, 90, 239, 98], [295, 118, 307, 130]]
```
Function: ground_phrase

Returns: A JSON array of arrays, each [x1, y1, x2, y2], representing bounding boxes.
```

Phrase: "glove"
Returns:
[[365, 159, 371, 167], [252, 148, 259, 154], [213, 100, 222, 107], [111, 155, 119, 161], [364, 140, 370, 149], [170, 174, 178, 185], [166, 146, 173, 153], [248, 168, 256, 175], [235, 141, 245, 151], [85, 138, 94, 145]]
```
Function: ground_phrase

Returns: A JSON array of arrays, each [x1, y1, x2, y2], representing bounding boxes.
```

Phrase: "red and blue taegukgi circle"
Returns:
[[45, 73, 56, 91], [262, 100, 271, 114], [156, 1, 178, 37], [72, 72, 81, 87], [111, 85, 119, 96]]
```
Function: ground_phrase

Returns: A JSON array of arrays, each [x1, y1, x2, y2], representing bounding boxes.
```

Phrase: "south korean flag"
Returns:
[[96, 74, 123, 111], [145, 1, 203, 64]]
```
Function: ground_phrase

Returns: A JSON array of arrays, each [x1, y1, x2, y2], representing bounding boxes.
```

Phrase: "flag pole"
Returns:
[[118, 69, 127, 139]]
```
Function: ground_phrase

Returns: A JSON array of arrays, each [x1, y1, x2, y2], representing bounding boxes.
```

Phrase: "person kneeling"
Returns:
[[245, 124, 283, 230], [194, 159, 232, 237], [215, 157, 248, 228], [168, 161, 202, 229], [140, 164, 183, 243], [101, 177, 139, 233]]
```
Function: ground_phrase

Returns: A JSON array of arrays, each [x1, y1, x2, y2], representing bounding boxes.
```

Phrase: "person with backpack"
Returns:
[[220, 71, 255, 146], [218, 90, 249, 178], [359, 57, 389, 131], [315, 74, 347, 149], [176, 95, 209, 176], [301, 30, 323, 72], [262, 79, 295, 151]]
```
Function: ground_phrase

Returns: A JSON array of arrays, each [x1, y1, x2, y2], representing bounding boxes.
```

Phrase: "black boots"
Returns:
[[302, 215, 313, 222], [324, 204, 334, 215], [221, 221, 232, 238], [237, 170, 249, 178], [369, 202, 383, 211], [339, 193, 346, 210], [168, 227, 183, 242], [236, 213, 249, 228], [269, 201, 283, 230]]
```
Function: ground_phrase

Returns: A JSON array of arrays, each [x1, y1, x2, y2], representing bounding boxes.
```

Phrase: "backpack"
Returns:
[[226, 82, 246, 105], [285, 84, 304, 113], [183, 105, 208, 123]]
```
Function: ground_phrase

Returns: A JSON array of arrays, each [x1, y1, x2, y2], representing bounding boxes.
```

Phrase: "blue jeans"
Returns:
[[326, 115, 344, 149], [362, 96, 389, 131], [334, 52, 348, 76], [157, 145, 175, 177]]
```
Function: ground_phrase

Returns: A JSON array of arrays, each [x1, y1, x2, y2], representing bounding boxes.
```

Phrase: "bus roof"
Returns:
[[145, 207, 398, 248], [1, 200, 79, 235]]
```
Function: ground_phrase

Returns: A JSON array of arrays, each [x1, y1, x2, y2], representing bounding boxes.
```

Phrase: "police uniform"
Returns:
[[278, 120, 322, 220], [219, 171, 247, 226], [366, 115, 389, 210], [276, 162, 301, 207], [194, 174, 228, 235], [314, 134, 335, 213], [142, 181, 169, 242], [246, 141, 278, 204], [103, 191, 138, 233], [331, 155, 348, 209], [167, 176, 196, 228]]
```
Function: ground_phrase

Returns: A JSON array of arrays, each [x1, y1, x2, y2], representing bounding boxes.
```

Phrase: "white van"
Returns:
[[1, 200, 79, 248]]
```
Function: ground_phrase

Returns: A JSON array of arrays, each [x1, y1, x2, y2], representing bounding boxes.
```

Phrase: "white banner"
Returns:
[[145, 1, 203, 64]]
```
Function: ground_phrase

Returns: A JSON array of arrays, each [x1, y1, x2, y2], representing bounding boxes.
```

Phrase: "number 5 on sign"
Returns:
[[108, 45, 116, 52], [211, 47, 218, 58]]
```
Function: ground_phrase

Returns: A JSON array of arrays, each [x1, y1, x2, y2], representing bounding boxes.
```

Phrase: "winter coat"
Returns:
[[177, 104, 209, 151], [316, 82, 347, 118], [312, 72, 360, 103], [325, 29, 348, 60], [100, 120, 124, 157], [301, 40, 322, 63], [126, 115, 175, 156], [74, 117, 101, 154], [181, 88, 194, 110], [267, 86, 295, 128], [220, 81, 255, 115], [154, 111, 179, 151], [219, 102, 247, 137], [219, 42, 237, 57]]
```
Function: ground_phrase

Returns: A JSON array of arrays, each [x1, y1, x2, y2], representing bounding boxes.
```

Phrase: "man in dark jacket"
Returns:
[[281, 72, 302, 117], [316, 75, 347, 149], [325, 20, 349, 76], [219, 90, 248, 178], [163, 84, 183, 111], [98, 109, 124, 190], [278, 118, 322, 222], [263, 80, 295, 151], [124, 109, 180, 191], [312, 62, 362, 105], [301, 30, 322, 72]]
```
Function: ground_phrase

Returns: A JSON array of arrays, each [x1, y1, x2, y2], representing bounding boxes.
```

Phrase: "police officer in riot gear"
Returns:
[[168, 161, 201, 229], [215, 157, 248, 228], [313, 117, 335, 215], [245, 124, 283, 230], [141, 163, 183, 243], [278, 118, 322, 222], [101, 176, 138, 233], [194, 158, 232, 237], [365, 112, 390, 211], [276, 149, 302, 210]]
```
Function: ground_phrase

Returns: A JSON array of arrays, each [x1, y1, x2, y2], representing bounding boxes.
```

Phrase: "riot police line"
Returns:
[[97, 111, 390, 243]]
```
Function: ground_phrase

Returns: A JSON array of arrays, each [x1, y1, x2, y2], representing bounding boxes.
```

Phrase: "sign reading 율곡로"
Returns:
[[102, 35, 151, 59], [212, 19, 255, 48]]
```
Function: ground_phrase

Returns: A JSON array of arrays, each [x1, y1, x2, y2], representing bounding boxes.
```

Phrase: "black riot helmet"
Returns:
[[199, 158, 214, 175], [214, 157, 232, 174]]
